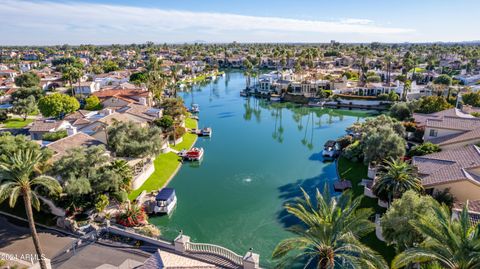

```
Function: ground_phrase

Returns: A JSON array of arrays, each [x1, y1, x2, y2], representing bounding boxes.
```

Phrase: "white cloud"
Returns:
[[0, 0, 415, 44]]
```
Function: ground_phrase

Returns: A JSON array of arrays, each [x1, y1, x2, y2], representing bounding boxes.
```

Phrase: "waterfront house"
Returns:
[[77, 111, 149, 144], [415, 106, 480, 149], [412, 144, 480, 202], [46, 130, 105, 161]]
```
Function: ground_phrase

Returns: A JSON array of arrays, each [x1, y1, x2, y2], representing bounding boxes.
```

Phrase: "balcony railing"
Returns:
[[185, 241, 244, 266]]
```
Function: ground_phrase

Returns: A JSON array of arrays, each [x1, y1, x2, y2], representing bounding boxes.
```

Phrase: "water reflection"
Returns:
[[242, 97, 369, 149]]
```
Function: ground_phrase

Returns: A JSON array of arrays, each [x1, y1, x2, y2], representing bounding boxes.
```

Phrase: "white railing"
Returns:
[[185, 242, 244, 266]]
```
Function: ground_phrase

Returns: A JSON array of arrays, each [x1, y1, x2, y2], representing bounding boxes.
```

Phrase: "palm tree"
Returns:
[[392, 202, 480, 269], [372, 158, 423, 205], [0, 149, 62, 269], [384, 53, 394, 84], [272, 189, 387, 269]]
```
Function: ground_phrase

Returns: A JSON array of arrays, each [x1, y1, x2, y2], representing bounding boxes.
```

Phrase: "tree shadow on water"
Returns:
[[276, 165, 338, 229]]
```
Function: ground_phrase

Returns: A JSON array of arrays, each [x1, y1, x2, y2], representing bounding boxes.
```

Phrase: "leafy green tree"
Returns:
[[372, 158, 423, 204], [154, 115, 174, 130], [102, 60, 120, 73], [461, 91, 480, 107], [392, 202, 480, 269], [129, 72, 148, 84], [53, 145, 128, 207], [12, 96, 37, 120], [272, 189, 387, 269], [363, 127, 406, 164], [84, 95, 102, 111], [415, 96, 453, 114], [434, 74, 452, 86], [107, 121, 164, 158], [14, 72, 40, 88], [161, 98, 188, 119], [390, 102, 412, 121], [381, 190, 436, 252], [347, 115, 406, 163], [37, 93, 80, 119], [0, 149, 62, 269], [408, 142, 441, 157], [11, 87, 43, 102]]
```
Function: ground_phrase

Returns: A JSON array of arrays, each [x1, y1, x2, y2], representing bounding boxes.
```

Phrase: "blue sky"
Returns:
[[1, 0, 479, 45]]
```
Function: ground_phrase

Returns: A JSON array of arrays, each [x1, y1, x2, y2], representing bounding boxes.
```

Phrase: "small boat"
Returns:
[[308, 101, 325, 107], [200, 127, 212, 137], [153, 188, 177, 215], [190, 104, 200, 113], [240, 90, 248, 97], [322, 140, 339, 158], [179, 147, 204, 161], [270, 94, 281, 102]]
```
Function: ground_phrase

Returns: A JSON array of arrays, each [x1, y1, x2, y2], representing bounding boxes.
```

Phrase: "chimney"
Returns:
[[139, 97, 147, 106], [102, 108, 113, 116], [462, 104, 473, 114], [66, 126, 77, 136], [157, 109, 163, 119]]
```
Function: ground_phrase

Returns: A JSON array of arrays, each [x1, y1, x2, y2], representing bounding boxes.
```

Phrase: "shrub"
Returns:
[[343, 140, 363, 162], [84, 95, 102, 111], [116, 203, 147, 227], [154, 115, 174, 130], [42, 130, 68, 141], [462, 92, 480, 107], [336, 135, 353, 150], [403, 121, 417, 133], [366, 75, 381, 83], [169, 126, 186, 140], [415, 96, 453, 114], [408, 142, 441, 157], [112, 190, 128, 203], [136, 224, 161, 238], [377, 93, 389, 100], [0, 110, 8, 123], [95, 194, 109, 213], [432, 188, 456, 208]]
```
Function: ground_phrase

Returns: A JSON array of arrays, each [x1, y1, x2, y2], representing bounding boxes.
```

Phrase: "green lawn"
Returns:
[[128, 118, 198, 200], [337, 156, 395, 264], [2, 118, 33, 128], [185, 117, 198, 129], [128, 152, 182, 200]]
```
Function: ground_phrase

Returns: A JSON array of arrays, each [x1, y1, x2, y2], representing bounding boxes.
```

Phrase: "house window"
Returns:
[[429, 129, 438, 137]]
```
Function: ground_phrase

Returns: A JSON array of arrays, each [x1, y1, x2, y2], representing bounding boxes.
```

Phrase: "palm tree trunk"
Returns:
[[23, 192, 48, 269]]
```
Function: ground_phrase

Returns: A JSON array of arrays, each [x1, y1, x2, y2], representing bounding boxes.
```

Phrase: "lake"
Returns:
[[149, 71, 371, 267]]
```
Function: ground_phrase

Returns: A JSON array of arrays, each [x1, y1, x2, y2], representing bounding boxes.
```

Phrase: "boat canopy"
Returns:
[[155, 188, 176, 201], [324, 140, 336, 148]]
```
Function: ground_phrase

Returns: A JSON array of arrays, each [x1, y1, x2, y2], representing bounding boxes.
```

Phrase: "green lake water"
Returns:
[[149, 72, 371, 267]]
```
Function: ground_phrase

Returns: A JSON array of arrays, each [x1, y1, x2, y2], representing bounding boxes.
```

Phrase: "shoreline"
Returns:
[[161, 134, 198, 189], [128, 118, 199, 200]]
